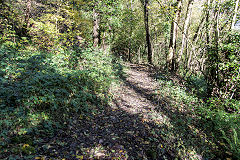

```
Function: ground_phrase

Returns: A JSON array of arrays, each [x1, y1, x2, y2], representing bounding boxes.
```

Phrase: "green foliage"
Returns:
[[185, 75, 208, 98], [218, 32, 240, 100], [156, 73, 240, 158], [29, 1, 90, 49], [1, 0, 239, 159], [111, 1, 146, 62], [203, 33, 240, 159], [221, 128, 240, 158], [185, 74, 240, 159], [0, 44, 117, 158], [200, 104, 240, 159], [193, 97, 240, 159]]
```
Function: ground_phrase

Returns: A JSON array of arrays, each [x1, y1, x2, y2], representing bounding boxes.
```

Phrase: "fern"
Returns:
[[221, 128, 240, 158]]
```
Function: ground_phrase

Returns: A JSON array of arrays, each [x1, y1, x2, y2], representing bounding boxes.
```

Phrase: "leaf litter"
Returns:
[[35, 63, 220, 159]]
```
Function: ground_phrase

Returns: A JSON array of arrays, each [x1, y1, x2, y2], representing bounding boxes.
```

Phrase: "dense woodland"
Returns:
[[0, 0, 240, 159]]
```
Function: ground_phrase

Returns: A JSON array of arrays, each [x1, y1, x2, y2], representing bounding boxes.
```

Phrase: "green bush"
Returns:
[[198, 99, 240, 159], [0, 44, 116, 158], [200, 32, 240, 158], [168, 74, 240, 158], [218, 32, 240, 101]]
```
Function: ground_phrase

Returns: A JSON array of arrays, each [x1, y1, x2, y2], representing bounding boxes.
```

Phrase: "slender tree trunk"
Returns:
[[167, 0, 182, 71], [128, 0, 133, 62], [231, 0, 239, 30], [151, 7, 156, 64], [138, 46, 142, 63], [187, 45, 193, 70], [25, 0, 31, 29], [93, 8, 100, 47], [206, 0, 211, 92], [193, 16, 205, 42], [177, 0, 194, 67], [187, 0, 208, 71], [144, 0, 152, 64], [187, 18, 204, 70], [206, 0, 212, 48], [168, 21, 175, 69], [102, 32, 107, 50], [205, 0, 215, 95], [20, 0, 32, 37], [214, 1, 220, 87], [205, 0, 212, 75]]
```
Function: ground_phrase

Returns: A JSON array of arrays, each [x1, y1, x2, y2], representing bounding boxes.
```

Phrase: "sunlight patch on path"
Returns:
[[110, 64, 172, 128], [109, 63, 214, 159]]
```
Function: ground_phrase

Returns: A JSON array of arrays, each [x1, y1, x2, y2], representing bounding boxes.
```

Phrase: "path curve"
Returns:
[[38, 63, 218, 159]]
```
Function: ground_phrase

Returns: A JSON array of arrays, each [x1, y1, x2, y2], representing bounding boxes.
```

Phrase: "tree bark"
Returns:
[[102, 32, 107, 50], [177, 0, 194, 67], [143, 0, 152, 64], [93, 8, 100, 47], [206, 0, 212, 47], [25, 0, 32, 29], [167, 0, 182, 71], [128, 0, 133, 62], [205, 0, 215, 96], [193, 16, 205, 42], [19, 0, 32, 37], [214, 1, 220, 87], [231, 0, 239, 30], [187, 0, 210, 71]]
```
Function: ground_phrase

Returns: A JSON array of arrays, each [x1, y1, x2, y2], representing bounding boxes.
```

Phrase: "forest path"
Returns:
[[108, 63, 218, 160], [39, 63, 218, 159]]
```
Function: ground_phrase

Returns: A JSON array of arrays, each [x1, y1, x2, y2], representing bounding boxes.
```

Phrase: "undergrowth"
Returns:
[[0, 44, 119, 159], [156, 73, 240, 159]]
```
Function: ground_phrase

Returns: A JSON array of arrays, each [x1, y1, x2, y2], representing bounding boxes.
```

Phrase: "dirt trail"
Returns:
[[111, 63, 160, 115], [38, 63, 218, 159], [109, 63, 218, 160]]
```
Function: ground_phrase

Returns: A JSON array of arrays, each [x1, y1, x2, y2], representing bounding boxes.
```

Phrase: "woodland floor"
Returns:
[[36, 63, 220, 160]]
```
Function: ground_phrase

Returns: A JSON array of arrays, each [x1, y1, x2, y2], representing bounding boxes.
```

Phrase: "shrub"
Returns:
[[0, 45, 116, 158]]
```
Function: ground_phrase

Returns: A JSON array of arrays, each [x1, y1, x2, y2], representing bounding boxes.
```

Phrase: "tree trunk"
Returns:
[[128, 0, 133, 62], [187, 0, 209, 71], [25, 0, 32, 29], [167, 0, 182, 71], [193, 16, 205, 42], [93, 8, 100, 47], [102, 32, 107, 50], [231, 0, 239, 30], [214, 1, 220, 87], [187, 16, 204, 70], [177, 0, 194, 68], [20, 0, 32, 37], [205, 0, 216, 96], [167, 21, 175, 69], [143, 0, 152, 64], [206, 0, 212, 47]]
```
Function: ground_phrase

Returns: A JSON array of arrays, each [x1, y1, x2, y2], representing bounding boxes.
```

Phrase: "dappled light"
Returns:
[[111, 63, 219, 159], [1, 0, 240, 159]]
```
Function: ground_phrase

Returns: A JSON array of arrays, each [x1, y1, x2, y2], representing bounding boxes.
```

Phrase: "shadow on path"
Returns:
[[116, 63, 221, 159], [35, 62, 221, 159]]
